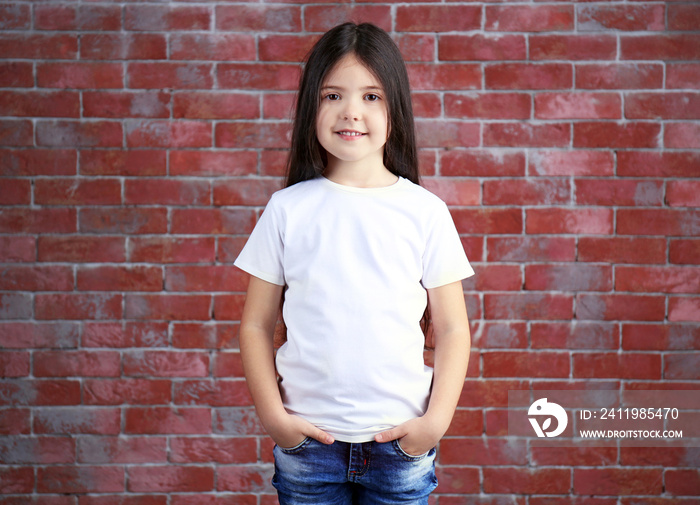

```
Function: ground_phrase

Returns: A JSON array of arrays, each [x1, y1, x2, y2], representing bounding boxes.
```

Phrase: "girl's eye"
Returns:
[[325, 93, 340, 101], [365, 94, 380, 102]]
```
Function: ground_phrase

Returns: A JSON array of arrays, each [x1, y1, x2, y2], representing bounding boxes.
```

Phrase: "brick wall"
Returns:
[[1, 0, 699, 503]]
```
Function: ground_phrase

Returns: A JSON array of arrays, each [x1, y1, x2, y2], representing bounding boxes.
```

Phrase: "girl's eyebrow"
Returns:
[[321, 85, 383, 91]]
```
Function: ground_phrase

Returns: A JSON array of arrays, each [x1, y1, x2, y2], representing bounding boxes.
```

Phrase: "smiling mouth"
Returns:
[[336, 130, 366, 137]]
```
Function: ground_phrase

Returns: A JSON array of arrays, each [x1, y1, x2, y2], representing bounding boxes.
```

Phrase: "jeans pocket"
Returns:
[[392, 439, 432, 461], [277, 436, 313, 455]]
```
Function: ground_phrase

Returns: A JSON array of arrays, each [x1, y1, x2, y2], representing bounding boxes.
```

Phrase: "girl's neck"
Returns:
[[323, 157, 398, 189]]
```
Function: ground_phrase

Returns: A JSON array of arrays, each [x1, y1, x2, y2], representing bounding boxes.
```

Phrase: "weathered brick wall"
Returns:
[[1, 0, 699, 502]]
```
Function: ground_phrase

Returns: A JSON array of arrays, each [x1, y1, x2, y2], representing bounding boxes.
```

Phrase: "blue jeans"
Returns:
[[272, 438, 438, 505]]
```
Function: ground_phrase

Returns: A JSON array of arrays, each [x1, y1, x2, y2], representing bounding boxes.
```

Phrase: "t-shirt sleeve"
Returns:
[[233, 197, 285, 286], [421, 202, 474, 289]]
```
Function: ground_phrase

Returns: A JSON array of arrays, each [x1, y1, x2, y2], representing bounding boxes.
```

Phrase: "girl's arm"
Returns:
[[239, 275, 334, 448], [375, 279, 470, 454]]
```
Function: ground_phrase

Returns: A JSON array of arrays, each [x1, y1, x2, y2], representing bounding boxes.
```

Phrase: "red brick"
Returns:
[[408, 64, 481, 91], [0, 119, 33, 146], [38, 466, 124, 494], [77, 266, 163, 292], [435, 467, 480, 494], [411, 93, 441, 119], [395, 34, 436, 62], [34, 351, 120, 378], [527, 208, 613, 235], [84, 378, 171, 406], [170, 150, 257, 177], [670, 239, 700, 265], [213, 350, 245, 377], [444, 409, 483, 437], [621, 446, 700, 467], [128, 466, 214, 493], [124, 407, 211, 435], [441, 438, 527, 466], [216, 5, 301, 32], [452, 208, 523, 234], [618, 266, 700, 294], [0, 91, 79, 118], [484, 467, 571, 494], [217, 465, 275, 493], [35, 4, 120, 31], [0, 236, 35, 262], [0, 322, 79, 349], [416, 120, 480, 148], [578, 237, 666, 264], [439, 34, 526, 61], [621, 34, 700, 61], [83, 321, 168, 349], [484, 351, 569, 378], [0, 208, 76, 234], [79, 208, 167, 234], [37, 62, 122, 89], [575, 122, 661, 148], [396, 5, 480, 32], [125, 294, 211, 321], [532, 322, 619, 350], [469, 265, 522, 292], [578, 5, 665, 32], [626, 92, 700, 120], [665, 354, 700, 380], [576, 179, 663, 207], [665, 122, 700, 148], [123, 351, 208, 378], [216, 122, 291, 149], [573, 352, 661, 380], [34, 407, 120, 434], [531, 35, 616, 61], [170, 437, 256, 464], [129, 237, 216, 264], [441, 149, 526, 177], [668, 4, 700, 31], [486, 63, 572, 90], [486, 5, 574, 32], [576, 294, 666, 321], [84, 91, 170, 119], [668, 63, 700, 90], [304, 5, 391, 32], [0, 34, 77, 59], [445, 93, 530, 119], [0, 351, 30, 377], [0, 467, 33, 493], [171, 208, 256, 235], [665, 469, 700, 495], [484, 179, 570, 206], [125, 179, 210, 205], [171, 34, 255, 61], [214, 178, 283, 206], [529, 150, 614, 177], [0, 62, 33, 87], [0, 179, 30, 205], [124, 5, 210, 31], [1, 149, 76, 177], [35, 294, 122, 321], [126, 120, 211, 148], [81, 150, 166, 176], [0, 265, 72, 292], [576, 63, 663, 89], [0, 434, 75, 464], [165, 266, 248, 293], [574, 468, 663, 495], [617, 209, 700, 236], [485, 123, 570, 148], [526, 264, 612, 292], [618, 151, 700, 178], [34, 178, 121, 206], [669, 297, 700, 322], [0, 3, 30, 29], [175, 92, 258, 120], [488, 236, 575, 262], [174, 380, 250, 406], [77, 435, 167, 464], [213, 294, 246, 321], [623, 323, 700, 351], [128, 63, 213, 90], [535, 92, 620, 119], [36, 120, 122, 148], [485, 293, 573, 320], [472, 322, 528, 349], [81, 33, 166, 60]]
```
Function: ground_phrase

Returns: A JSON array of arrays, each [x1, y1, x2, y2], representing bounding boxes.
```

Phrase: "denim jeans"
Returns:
[[272, 438, 438, 505]]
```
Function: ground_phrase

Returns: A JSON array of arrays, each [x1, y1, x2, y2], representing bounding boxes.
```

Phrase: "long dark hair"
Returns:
[[285, 22, 419, 188]]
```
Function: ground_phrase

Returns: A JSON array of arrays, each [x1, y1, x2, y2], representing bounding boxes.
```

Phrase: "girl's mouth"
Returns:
[[336, 130, 366, 137]]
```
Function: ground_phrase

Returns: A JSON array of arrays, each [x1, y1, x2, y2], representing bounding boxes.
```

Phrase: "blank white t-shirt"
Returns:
[[234, 176, 474, 442]]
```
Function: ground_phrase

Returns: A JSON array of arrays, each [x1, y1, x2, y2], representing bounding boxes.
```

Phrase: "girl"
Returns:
[[235, 22, 474, 504]]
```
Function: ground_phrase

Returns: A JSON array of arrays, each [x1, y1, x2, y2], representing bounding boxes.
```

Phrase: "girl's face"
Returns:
[[316, 53, 389, 174]]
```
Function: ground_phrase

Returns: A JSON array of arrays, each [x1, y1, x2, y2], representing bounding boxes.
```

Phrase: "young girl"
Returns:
[[235, 22, 474, 504]]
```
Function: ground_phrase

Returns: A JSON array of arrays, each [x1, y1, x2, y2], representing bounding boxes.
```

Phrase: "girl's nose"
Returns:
[[341, 100, 361, 121]]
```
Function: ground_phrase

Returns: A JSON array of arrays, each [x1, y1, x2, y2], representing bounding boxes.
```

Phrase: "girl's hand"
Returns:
[[374, 416, 444, 456], [268, 412, 335, 449]]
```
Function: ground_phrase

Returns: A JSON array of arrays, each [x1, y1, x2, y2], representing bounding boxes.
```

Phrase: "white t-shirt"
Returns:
[[234, 176, 474, 442]]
